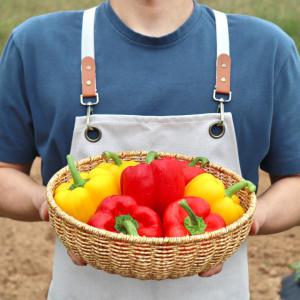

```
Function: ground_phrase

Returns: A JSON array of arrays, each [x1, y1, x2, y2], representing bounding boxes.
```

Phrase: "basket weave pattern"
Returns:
[[47, 151, 256, 280]]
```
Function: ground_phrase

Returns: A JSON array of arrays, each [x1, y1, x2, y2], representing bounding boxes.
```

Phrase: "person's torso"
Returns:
[[10, 1, 292, 184]]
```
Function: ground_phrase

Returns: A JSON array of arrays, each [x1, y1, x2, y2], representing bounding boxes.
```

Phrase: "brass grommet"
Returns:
[[84, 127, 102, 143], [209, 122, 226, 139], [86, 80, 92, 86]]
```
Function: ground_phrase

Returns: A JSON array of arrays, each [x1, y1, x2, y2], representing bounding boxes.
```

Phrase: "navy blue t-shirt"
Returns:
[[0, 1, 300, 185]]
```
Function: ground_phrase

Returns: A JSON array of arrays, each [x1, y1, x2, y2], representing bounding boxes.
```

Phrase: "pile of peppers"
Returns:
[[54, 151, 256, 238]]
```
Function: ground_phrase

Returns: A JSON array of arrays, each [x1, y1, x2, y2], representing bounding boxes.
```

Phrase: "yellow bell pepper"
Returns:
[[211, 180, 256, 225], [184, 173, 225, 205], [54, 155, 119, 223], [90, 151, 139, 188]]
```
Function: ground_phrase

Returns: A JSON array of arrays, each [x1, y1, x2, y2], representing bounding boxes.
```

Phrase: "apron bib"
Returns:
[[48, 7, 249, 300]]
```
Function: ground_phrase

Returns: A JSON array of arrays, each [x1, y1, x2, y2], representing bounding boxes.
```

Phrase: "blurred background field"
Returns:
[[0, 1, 300, 300]]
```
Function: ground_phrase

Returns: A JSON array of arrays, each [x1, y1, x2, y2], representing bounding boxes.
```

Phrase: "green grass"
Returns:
[[1, 0, 299, 50]]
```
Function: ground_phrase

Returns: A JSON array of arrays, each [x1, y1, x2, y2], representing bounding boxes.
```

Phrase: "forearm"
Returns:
[[0, 167, 46, 221], [257, 175, 300, 234]]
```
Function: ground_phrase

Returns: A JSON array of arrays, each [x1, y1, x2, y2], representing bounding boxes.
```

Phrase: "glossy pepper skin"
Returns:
[[211, 180, 256, 225], [177, 157, 209, 184], [88, 195, 162, 237], [163, 197, 225, 237], [54, 155, 119, 223], [121, 152, 156, 209], [148, 152, 186, 217], [90, 152, 139, 189], [184, 173, 225, 205]]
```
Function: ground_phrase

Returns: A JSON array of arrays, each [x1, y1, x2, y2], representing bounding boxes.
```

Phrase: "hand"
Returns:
[[39, 199, 87, 266], [198, 202, 267, 277]]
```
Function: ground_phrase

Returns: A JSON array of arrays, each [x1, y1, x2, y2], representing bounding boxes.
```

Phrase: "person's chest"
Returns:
[[22, 10, 274, 183]]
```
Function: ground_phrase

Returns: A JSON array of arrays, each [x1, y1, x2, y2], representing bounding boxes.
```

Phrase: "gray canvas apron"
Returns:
[[48, 7, 249, 300]]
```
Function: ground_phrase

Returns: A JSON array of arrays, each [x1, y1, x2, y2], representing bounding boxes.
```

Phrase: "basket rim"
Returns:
[[47, 151, 257, 245]]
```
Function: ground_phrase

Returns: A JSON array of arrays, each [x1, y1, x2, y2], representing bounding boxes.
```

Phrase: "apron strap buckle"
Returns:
[[80, 93, 100, 106]]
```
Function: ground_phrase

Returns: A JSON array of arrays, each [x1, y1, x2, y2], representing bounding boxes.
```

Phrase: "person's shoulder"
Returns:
[[11, 10, 84, 48], [203, 6, 295, 58], [231, 13, 292, 45]]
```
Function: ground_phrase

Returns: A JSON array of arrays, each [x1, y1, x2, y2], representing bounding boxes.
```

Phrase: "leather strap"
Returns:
[[82, 56, 97, 98], [213, 10, 231, 95], [80, 7, 232, 99], [81, 7, 97, 98], [216, 54, 231, 94]]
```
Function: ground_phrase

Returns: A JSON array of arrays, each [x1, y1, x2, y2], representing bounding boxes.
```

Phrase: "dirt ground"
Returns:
[[0, 158, 299, 300]]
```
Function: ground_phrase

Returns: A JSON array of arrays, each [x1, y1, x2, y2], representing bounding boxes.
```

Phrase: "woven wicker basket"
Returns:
[[47, 151, 256, 280]]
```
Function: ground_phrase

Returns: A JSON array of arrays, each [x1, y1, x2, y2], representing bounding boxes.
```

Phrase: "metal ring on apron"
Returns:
[[84, 126, 102, 142], [209, 121, 226, 139], [84, 104, 102, 142]]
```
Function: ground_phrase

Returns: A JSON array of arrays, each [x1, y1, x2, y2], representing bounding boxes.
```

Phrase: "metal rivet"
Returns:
[[221, 77, 226, 82], [221, 63, 227, 68], [86, 80, 92, 86], [86, 65, 92, 71]]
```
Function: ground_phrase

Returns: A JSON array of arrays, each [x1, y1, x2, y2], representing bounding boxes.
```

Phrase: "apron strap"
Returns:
[[81, 7, 98, 101], [213, 10, 231, 97]]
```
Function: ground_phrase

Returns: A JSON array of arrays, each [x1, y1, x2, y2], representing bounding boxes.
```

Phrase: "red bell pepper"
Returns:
[[155, 156, 208, 185], [163, 197, 225, 237], [204, 213, 226, 232], [181, 157, 208, 184], [121, 152, 158, 210], [148, 152, 185, 216], [121, 151, 186, 216], [88, 195, 162, 237]]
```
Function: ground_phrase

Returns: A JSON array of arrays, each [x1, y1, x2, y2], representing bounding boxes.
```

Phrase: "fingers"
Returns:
[[198, 264, 223, 277], [250, 219, 259, 236], [67, 251, 87, 266], [39, 201, 49, 221]]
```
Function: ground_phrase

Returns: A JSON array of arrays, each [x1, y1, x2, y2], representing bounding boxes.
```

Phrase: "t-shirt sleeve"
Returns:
[[260, 41, 300, 175], [0, 34, 38, 163]]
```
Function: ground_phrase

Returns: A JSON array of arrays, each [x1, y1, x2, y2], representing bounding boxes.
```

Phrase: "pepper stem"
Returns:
[[103, 151, 122, 166], [188, 157, 210, 167], [179, 199, 207, 235], [115, 215, 139, 236], [146, 151, 160, 164], [179, 199, 198, 226], [225, 180, 257, 198], [67, 155, 88, 189]]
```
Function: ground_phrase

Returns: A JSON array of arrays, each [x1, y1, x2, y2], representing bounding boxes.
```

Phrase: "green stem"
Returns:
[[179, 199, 198, 226], [67, 155, 87, 189], [188, 156, 209, 167], [123, 220, 139, 236], [146, 151, 160, 164], [103, 151, 122, 166], [115, 215, 139, 236], [225, 180, 257, 197]]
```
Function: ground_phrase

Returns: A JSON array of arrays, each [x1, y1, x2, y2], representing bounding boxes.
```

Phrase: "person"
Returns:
[[0, 0, 300, 299]]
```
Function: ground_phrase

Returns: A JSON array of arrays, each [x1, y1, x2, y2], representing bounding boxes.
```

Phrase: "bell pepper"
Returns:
[[179, 157, 208, 184], [121, 151, 157, 210], [147, 151, 186, 216], [88, 195, 162, 237], [157, 156, 208, 184], [184, 173, 225, 205], [163, 197, 225, 237], [205, 213, 226, 232], [211, 180, 256, 225], [90, 151, 139, 189], [54, 155, 119, 223]]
